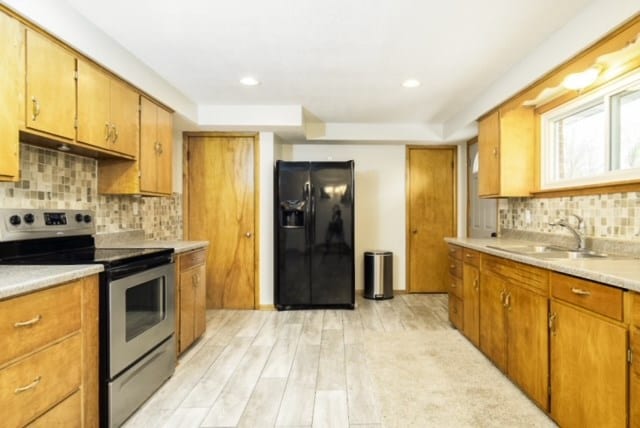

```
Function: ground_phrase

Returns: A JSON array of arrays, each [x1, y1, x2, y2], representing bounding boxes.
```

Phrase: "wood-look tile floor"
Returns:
[[120, 294, 517, 427]]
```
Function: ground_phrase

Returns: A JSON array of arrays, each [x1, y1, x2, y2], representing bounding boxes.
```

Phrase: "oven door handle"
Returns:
[[108, 256, 173, 280]]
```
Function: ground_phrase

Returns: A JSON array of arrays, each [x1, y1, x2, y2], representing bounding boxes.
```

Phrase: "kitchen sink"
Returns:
[[486, 244, 637, 260], [531, 250, 609, 259], [486, 244, 566, 255]]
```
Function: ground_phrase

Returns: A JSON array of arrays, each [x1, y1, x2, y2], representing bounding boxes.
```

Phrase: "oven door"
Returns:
[[108, 262, 175, 379]]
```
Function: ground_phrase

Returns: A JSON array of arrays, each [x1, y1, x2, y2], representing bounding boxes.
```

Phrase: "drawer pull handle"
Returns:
[[14, 315, 42, 328], [571, 288, 591, 296], [466, 254, 473, 258], [450, 282, 456, 288], [450, 265, 456, 269], [15, 376, 41, 394]]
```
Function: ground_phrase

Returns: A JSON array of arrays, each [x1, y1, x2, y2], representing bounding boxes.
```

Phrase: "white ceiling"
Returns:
[[57, 0, 599, 139]]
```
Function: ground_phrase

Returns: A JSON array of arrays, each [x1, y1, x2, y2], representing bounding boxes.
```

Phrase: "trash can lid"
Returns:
[[364, 250, 392, 256]]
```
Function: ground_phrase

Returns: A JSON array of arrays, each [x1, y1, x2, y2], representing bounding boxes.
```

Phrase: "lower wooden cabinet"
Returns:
[[446, 244, 463, 331], [178, 248, 207, 355], [0, 275, 98, 427], [479, 255, 549, 411], [632, 292, 640, 428], [462, 251, 480, 347]]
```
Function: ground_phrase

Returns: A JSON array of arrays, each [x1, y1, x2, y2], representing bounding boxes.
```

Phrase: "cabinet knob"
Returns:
[[245, 232, 253, 238]]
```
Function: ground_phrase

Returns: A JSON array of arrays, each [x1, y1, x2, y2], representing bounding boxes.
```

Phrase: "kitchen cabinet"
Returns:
[[140, 96, 173, 195], [477, 106, 535, 197], [0, 275, 99, 427], [479, 255, 549, 410], [98, 96, 173, 196], [25, 29, 76, 141], [178, 248, 207, 355], [549, 273, 627, 428], [446, 244, 463, 331], [631, 292, 640, 428], [77, 59, 138, 158], [0, 12, 22, 182], [462, 249, 480, 347]]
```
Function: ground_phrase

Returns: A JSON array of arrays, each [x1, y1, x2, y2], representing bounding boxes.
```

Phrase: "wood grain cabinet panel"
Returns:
[[0, 11, 23, 182], [478, 107, 534, 197], [550, 300, 627, 428], [462, 262, 480, 347], [479, 270, 508, 371], [178, 249, 208, 355], [446, 245, 463, 330], [630, 292, 640, 428], [77, 59, 138, 158], [25, 29, 76, 141], [0, 276, 98, 427]]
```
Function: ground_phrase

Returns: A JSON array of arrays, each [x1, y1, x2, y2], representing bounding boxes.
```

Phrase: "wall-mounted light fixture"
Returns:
[[561, 64, 603, 91]]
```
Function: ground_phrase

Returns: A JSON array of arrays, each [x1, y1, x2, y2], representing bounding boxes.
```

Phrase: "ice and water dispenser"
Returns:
[[280, 200, 306, 227]]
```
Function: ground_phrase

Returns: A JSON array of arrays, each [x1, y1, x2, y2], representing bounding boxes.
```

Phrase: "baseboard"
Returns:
[[258, 304, 276, 311]]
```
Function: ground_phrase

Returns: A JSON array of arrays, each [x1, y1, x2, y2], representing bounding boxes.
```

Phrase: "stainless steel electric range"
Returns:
[[0, 208, 176, 428]]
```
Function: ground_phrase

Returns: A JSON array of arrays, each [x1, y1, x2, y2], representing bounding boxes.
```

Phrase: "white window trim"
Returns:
[[541, 70, 640, 190]]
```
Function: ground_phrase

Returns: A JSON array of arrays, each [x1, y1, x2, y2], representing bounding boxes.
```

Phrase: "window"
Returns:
[[541, 71, 640, 189]]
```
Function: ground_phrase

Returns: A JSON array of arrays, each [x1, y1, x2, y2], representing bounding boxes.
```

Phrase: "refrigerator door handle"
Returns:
[[310, 184, 316, 245]]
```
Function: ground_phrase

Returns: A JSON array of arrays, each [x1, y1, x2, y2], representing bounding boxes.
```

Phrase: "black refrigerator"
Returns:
[[274, 161, 355, 310]]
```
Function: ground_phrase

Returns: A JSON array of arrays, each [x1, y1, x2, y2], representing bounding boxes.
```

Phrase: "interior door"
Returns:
[[467, 141, 497, 238], [185, 134, 256, 309], [407, 147, 456, 293]]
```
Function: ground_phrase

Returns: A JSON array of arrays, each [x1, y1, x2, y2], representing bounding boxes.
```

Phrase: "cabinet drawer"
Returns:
[[179, 249, 206, 271], [447, 244, 462, 261], [463, 248, 480, 267], [448, 275, 463, 299], [0, 281, 82, 366], [550, 272, 623, 321], [448, 256, 462, 279], [0, 334, 81, 427], [27, 390, 81, 428], [449, 295, 463, 330], [482, 254, 548, 294]]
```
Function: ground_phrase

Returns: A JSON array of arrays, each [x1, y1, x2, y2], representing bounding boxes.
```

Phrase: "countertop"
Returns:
[[445, 237, 640, 293], [0, 264, 104, 300], [98, 240, 209, 254]]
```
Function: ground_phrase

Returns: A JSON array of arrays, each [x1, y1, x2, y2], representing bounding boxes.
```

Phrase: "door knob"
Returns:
[[245, 232, 253, 238], [412, 229, 418, 234]]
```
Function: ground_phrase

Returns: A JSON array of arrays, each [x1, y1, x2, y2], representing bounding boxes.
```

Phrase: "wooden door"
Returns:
[[479, 272, 507, 372], [155, 105, 173, 194], [77, 60, 111, 150], [25, 29, 75, 140], [0, 12, 22, 181], [407, 147, 456, 293], [478, 111, 500, 197], [507, 284, 549, 411], [108, 79, 138, 158], [462, 263, 480, 346], [550, 301, 627, 427], [186, 135, 256, 309]]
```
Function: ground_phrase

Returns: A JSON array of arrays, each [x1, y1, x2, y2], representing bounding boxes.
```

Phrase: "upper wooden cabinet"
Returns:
[[77, 60, 138, 158], [140, 96, 173, 195], [25, 29, 76, 141], [98, 97, 173, 196], [0, 12, 23, 182], [478, 107, 535, 198]]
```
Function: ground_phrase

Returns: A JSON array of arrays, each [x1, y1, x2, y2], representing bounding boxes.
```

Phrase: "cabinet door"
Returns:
[[139, 96, 158, 193], [0, 12, 22, 181], [193, 264, 207, 340], [478, 111, 500, 197], [550, 301, 627, 427], [632, 324, 640, 428], [156, 105, 173, 194], [109, 79, 138, 158], [462, 263, 480, 346], [479, 272, 507, 371], [507, 285, 549, 411], [77, 60, 111, 150], [25, 29, 75, 140], [178, 268, 195, 354]]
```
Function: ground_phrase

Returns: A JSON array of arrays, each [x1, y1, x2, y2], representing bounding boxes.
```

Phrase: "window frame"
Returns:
[[540, 70, 640, 190]]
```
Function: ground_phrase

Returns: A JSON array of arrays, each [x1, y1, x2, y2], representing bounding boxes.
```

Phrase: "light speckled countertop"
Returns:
[[98, 240, 209, 254], [445, 237, 640, 293], [0, 264, 104, 300]]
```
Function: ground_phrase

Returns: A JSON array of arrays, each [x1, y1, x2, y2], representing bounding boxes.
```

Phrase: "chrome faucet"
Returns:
[[549, 214, 586, 251]]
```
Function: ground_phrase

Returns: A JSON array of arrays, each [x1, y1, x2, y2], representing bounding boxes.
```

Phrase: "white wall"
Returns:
[[258, 132, 276, 306], [276, 143, 407, 293]]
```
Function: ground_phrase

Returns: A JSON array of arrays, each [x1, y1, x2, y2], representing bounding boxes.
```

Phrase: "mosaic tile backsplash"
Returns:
[[0, 144, 182, 240], [500, 193, 640, 241]]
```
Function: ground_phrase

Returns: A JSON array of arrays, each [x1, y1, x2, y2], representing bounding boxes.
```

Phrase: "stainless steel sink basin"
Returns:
[[486, 244, 566, 255], [531, 250, 609, 260], [486, 244, 619, 260]]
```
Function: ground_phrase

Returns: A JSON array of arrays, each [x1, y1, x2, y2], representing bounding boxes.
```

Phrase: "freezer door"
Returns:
[[310, 161, 355, 306], [275, 161, 311, 306]]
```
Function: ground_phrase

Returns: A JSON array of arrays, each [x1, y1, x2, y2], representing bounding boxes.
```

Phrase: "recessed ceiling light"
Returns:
[[402, 79, 421, 88], [240, 76, 260, 86]]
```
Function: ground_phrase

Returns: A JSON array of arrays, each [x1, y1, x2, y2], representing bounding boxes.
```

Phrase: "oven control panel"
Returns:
[[0, 209, 95, 241]]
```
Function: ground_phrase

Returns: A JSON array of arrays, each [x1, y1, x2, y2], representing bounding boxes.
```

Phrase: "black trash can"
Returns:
[[364, 250, 393, 299]]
